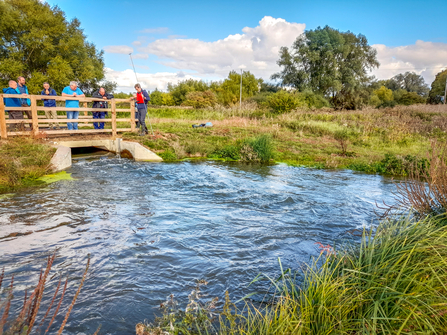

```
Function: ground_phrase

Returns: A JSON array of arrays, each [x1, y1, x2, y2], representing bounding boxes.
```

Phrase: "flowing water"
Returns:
[[0, 158, 397, 334]]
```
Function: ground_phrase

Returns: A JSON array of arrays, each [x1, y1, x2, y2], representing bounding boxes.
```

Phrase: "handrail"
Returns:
[[0, 94, 137, 139]]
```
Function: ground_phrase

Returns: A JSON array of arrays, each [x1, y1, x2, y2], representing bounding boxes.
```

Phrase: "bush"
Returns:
[[333, 128, 350, 154], [300, 91, 331, 108], [182, 90, 217, 109], [241, 135, 275, 162], [266, 90, 305, 114], [159, 150, 177, 161], [211, 145, 241, 160], [396, 91, 426, 105]]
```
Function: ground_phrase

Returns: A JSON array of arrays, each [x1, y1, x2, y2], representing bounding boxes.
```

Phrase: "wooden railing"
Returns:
[[0, 94, 136, 139]]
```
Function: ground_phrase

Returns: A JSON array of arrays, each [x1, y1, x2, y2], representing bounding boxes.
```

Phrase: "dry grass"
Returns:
[[0, 253, 90, 334]]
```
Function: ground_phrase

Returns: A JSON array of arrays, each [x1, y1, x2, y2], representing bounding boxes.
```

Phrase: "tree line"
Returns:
[[1, 0, 445, 112]]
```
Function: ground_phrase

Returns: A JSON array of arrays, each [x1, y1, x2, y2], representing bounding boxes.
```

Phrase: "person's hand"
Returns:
[[22, 93, 27, 95], [73, 93, 77, 97], [45, 89, 49, 95], [103, 96, 107, 100], [133, 94, 137, 98]]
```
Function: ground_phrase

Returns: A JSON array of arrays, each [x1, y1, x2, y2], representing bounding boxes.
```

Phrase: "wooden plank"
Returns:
[[111, 99, 117, 139], [0, 95, 7, 139], [6, 118, 131, 124], [7, 128, 133, 136], [31, 96, 39, 136], [1, 94, 132, 103], [130, 100, 136, 132]]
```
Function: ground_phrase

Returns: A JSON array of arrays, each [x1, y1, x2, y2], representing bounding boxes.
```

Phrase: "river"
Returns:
[[0, 158, 396, 334]]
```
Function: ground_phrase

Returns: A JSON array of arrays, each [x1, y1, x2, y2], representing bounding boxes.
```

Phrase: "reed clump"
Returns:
[[0, 253, 90, 334]]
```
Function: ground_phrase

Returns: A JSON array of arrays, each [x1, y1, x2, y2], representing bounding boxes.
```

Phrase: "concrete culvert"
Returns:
[[120, 149, 134, 159]]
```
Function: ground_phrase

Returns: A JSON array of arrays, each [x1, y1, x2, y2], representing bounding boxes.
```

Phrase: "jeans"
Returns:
[[67, 111, 79, 130], [136, 105, 147, 132], [93, 111, 106, 129]]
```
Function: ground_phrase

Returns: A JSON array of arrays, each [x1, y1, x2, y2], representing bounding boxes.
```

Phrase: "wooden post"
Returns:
[[83, 101, 88, 125], [31, 96, 39, 136], [130, 98, 135, 132], [0, 95, 7, 139], [111, 99, 117, 139]]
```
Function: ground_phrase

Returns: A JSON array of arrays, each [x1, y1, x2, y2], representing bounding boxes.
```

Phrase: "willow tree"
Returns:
[[428, 69, 447, 104], [272, 26, 379, 109], [0, 0, 109, 94]]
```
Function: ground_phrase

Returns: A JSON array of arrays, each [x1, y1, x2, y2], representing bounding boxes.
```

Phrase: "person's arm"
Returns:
[[50, 89, 57, 96], [106, 93, 114, 99], [143, 90, 150, 102], [77, 89, 85, 97], [92, 90, 102, 99]]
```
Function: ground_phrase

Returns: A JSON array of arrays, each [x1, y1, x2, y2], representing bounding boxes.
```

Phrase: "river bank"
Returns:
[[123, 104, 446, 176]]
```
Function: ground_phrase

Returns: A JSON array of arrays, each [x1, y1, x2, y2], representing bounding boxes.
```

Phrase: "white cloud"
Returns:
[[104, 68, 201, 93], [139, 16, 306, 78], [132, 41, 142, 46], [103, 45, 133, 54], [372, 41, 447, 84], [131, 53, 149, 59], [139, 27, 170, 34]]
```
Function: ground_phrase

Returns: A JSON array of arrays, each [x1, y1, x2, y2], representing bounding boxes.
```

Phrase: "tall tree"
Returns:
[[272, 26, 379, 109], [385, 72, 429, 96], [0, 0, 108, 94], [428, 69, 447, 104]]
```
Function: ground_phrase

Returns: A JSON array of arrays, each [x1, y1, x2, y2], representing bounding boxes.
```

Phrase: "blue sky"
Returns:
[[46, 0, 447, 92]]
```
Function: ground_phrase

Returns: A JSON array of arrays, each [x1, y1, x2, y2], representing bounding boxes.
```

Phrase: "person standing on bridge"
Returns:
[[41, 82, 60, 130], [92, 87, 114, 130], [133, 83, 150, 136], [2, 80, 24, 131], [17, 76, 32, 131], [62, 81, 85, 131]]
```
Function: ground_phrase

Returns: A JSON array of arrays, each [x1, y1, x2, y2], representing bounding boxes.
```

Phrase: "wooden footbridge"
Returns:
[[0, 94, 138, 139]]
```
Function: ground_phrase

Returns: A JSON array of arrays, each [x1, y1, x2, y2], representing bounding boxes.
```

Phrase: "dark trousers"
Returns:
[[23, 104, 33, 130], [136, 105, 147, 132], [93, 111, 106, 129], [8, 111, 25, 131]]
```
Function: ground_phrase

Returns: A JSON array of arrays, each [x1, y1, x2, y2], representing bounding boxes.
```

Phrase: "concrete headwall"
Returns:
[[51, 139, 163, 172]]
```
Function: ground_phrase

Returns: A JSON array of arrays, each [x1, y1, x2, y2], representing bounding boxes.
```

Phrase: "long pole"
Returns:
[[239, 69, 242, 108], [129, 53, 139, 82], [444, 75, 447, 105]]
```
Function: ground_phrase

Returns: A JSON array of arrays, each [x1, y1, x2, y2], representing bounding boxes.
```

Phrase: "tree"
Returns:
[[167, 79, 209, 105], [214, 70, 261, 105], [182, 90, 217, 108], [272, 26, 379, 109], [428, 69, 447, 104], [0, 0, 108, 94], [374, 86, 393, 102], [385, 72, 429, 96]]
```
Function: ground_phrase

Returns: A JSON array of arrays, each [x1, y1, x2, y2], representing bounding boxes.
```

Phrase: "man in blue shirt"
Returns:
[[17, 76, 32, 130], [41, 82, 60, 130], [62, 81, 85, 131], [2, 80, 24, 131]]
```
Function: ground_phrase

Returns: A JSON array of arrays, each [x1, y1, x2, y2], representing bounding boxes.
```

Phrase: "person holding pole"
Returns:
[[92, 87, 113, 130], [41, 82, 60, 130], [62, 81, 85, 131], [133, 83, 150, 136]]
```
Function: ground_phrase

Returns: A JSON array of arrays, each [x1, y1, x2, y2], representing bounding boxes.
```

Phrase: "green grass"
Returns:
[[0, 138, 56, 192]]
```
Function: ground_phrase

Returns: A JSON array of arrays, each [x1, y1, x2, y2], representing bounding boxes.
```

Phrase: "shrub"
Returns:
[[182, 90, 217, 109], [333, 128, 350, 154], [397, 91, 426, 105], [300, 91, 331, 108], [159, 150, 177, 161], [211, 145, 241, 160], [241, 135, 275, 162], [266, 90, 305, 114]]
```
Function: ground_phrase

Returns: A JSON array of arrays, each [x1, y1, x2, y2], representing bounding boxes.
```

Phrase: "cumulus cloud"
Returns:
[[104, 68, 201, 92], [103, 45, 133, 54], [372, 41, 447, 84], [139, 16, 306, 78]]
